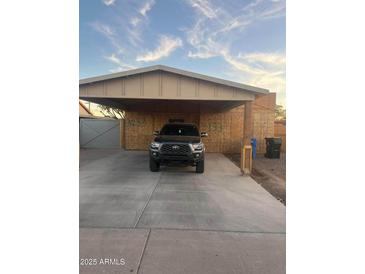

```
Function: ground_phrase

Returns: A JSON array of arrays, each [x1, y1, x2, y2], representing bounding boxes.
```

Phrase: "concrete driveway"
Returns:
[[80, 149, 285, 274]]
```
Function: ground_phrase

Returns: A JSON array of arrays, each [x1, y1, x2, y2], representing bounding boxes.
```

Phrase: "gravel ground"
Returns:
[[253, 154, 286, 180], [224, 153, 286, 205]]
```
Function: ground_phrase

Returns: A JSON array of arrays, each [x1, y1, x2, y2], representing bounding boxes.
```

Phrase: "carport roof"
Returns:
[[79, 65, 269, 94]]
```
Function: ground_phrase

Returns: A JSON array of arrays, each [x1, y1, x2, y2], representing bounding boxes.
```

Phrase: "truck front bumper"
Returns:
[[149, 150, 204, 165]]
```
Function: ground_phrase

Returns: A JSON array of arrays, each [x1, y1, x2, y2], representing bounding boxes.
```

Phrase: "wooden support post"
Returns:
[[120, 118, 126, 149], [241, 101, 253, 174], [243, 101, 253, 146], [119, 119, 123, 149]]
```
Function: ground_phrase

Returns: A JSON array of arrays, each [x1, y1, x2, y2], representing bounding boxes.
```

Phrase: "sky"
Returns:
[[80, 0, 286, 106]]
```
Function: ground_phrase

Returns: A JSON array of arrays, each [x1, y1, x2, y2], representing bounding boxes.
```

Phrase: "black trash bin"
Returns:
[[264, 137, 282, 159]]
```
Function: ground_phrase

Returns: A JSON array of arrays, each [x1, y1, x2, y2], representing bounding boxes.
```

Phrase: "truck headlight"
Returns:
[[150, 142, 161, 150], [192, 143, 204, 151]]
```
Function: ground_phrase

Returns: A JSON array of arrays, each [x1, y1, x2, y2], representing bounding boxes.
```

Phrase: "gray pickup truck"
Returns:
[[149, 122, 208, 173]]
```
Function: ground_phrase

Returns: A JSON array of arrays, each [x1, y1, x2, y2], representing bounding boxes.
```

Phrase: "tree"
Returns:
[[275, 105, 286, 121], [98, 105, 125, 119]]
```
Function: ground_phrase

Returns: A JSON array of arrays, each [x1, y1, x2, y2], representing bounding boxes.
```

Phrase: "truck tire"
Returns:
[[196, 160, 204, 173], [150, 158, 160, 172]]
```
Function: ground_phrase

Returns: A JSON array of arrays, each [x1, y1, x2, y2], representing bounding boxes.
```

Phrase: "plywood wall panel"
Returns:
[[162, 73, 178, 97], [81, 72, 257, 101], [199, 81, 215, 98], [143, 72, 160, 98], [105, 79, 122, 97], [123, 93, 276, 153], [180, 77, 197, 99], [124, 75, 141, 97], [87, 82, 104, 97], [80, 86, 88, 97]]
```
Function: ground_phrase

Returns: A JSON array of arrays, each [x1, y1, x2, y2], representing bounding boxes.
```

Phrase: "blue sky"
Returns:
[[80, 0, 286, 105]]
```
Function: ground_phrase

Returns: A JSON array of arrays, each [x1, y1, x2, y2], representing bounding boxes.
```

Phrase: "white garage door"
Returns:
[[80, 118, 121, 148]]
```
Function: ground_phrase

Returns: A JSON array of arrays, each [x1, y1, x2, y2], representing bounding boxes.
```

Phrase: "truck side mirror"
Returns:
[[201, 132, 208, 137], [153, 130, 160, 136]]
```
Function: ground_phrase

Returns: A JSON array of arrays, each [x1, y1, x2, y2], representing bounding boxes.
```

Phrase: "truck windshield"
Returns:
[[160, 124, 199, 136]]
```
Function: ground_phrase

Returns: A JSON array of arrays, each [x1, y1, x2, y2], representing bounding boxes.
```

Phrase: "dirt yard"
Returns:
[[224, 153, 286, 205]]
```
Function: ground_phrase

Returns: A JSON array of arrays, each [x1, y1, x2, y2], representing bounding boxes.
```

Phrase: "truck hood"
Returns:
[[154, 135, 201, 144]]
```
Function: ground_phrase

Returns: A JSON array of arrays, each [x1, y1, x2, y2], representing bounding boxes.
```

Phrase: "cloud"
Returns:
[[139, 0, 155, 17], [185, 0, 286, 99], [238, 52, 286, 66], [91, 22, 115, 37], [105, 54, 136, 71], [185, 18, 228, 60], [186, 0, 285, 57], [126, 25, 144, 46], [90, 0, 158, 72], [102, 0, 116, 6], [223, 51, 285, 96], [130, 17, 141, 27], [91, 21, 125, 53], [126, 0, 156, 45], [188, 51, 216, 59], [93, 0, 156, 50], [132, 0, 156, 25], [223, 52, 265, 75], [105, 53, 122, 65], [187, 0, 219, 19], [136, 35, 183, 62]]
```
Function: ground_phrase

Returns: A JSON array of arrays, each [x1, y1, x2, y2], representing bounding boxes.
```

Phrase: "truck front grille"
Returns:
[[160, 144, 191, 155]]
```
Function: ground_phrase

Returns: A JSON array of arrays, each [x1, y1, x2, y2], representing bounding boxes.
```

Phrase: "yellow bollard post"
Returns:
[[242, 145, 252, 175], [240, 145, 244, 173]]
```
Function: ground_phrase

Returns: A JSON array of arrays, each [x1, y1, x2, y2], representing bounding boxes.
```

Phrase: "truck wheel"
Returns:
[[150, 158, 160, 172], [196, 160, 204, 173]]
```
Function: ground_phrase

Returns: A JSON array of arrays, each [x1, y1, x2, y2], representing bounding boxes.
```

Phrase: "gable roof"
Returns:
[[79, 65, 269, 94]]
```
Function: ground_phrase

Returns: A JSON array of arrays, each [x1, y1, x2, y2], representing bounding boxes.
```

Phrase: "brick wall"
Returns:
[[124, 93, 276, 153]]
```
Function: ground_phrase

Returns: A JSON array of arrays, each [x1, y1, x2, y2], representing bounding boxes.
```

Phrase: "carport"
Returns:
[[79, 65, 273, 171]]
